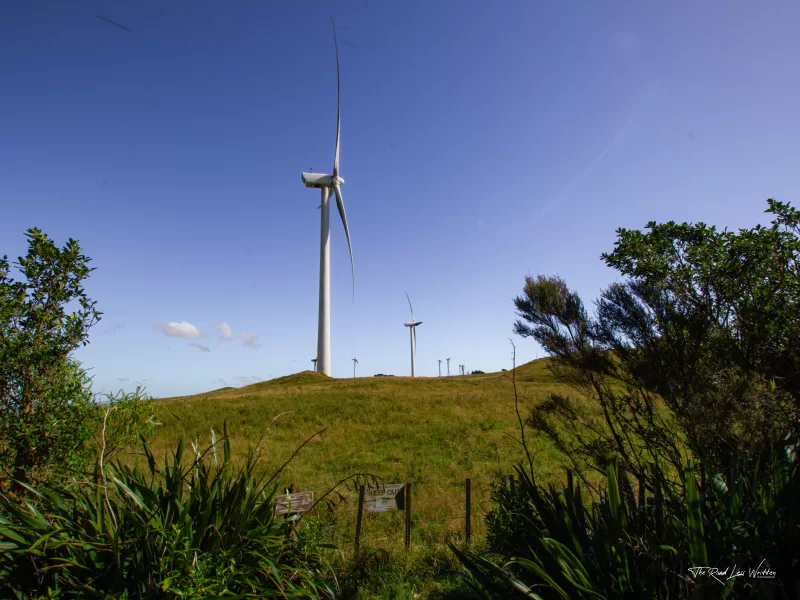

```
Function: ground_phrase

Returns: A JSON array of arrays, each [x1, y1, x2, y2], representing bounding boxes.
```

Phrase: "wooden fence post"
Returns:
[[354, 485, 365, 555], [465, 477, 472, 542], [404, 482, 412, 549]]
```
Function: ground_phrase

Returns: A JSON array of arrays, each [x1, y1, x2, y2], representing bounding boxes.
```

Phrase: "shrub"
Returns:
[[90, 387, 158, 462], [0, 426, 336, 599], [452, 434, 799, 599], [1, 229, 101, 491], [513, 200, 800, 491]]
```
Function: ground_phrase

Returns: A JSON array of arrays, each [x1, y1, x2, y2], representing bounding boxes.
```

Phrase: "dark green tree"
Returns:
[[513, 199, 799, 482], [0, 228, 101, 490]]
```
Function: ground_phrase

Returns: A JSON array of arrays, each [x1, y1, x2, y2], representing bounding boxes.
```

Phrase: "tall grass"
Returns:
[[451, 434, 799, 598], [0, 424, 337, 599]]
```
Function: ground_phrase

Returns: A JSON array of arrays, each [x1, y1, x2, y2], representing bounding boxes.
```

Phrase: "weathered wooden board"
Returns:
[[275, 491, 314, 515], [364, 483, 405, 512]]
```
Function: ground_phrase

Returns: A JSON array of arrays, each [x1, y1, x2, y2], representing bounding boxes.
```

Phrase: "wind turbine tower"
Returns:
[[352, 356, 359, 378], [300, 18, 355, 377], [446, 358, 451, 376], [311, 358, 318, 371], [438, 359, 442, 377], [403, 292, 423, 377]]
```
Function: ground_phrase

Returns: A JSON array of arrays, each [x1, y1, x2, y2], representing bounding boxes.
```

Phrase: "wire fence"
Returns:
[[277, 474, 504, 554]]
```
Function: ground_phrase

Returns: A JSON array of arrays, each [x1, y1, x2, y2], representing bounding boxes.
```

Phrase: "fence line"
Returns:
[[278, 475, 502, 553]]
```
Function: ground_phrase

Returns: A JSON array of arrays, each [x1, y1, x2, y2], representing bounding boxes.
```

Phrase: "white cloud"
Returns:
[[217, 322, 233, 340], [154, 321, 202, 338], [189, 343, 210, 353], [239, 332, 262, 349]]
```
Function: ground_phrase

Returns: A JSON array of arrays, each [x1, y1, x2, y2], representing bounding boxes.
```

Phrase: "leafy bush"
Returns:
[[513, 199, 800, 492], [90, 387, 158, 462], [0, 426, 336, 599], [1, 228, 102, 490], [452, 435, 799, 599]]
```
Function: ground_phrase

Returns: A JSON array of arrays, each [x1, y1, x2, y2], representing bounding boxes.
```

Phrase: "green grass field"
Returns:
[[148, 358, 581, 598]]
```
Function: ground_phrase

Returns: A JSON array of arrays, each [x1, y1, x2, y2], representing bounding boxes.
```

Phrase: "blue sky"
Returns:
[[2, 1, 799, 398]]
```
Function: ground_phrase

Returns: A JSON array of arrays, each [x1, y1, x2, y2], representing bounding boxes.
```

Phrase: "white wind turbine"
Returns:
[[301, 18, 354, 378], [446, 357, 451, 376], [352, 356, 358, 378], [403, 292, 423, 377], [438, 359, 442, 377]]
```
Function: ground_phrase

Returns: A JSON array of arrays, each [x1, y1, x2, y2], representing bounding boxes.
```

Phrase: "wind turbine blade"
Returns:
[[333, 184, 354, 301], [331, 17, 341, 178], [405, 292, 414, 321]]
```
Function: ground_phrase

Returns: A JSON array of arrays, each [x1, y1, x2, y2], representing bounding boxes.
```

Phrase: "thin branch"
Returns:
[[99, 405, 118, 530], [253, 411, 294, 459], [509, 339, 535, 477], [263, 428, 327, 491]]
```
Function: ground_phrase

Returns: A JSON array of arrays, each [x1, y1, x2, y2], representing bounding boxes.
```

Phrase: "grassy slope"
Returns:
[[152, 358, 565, 486], [149, 358, 575, 598]]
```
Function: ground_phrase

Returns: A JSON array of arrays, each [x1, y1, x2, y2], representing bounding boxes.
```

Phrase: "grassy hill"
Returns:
[[148, 357, 579, 597], [152, 358, 566, 485]]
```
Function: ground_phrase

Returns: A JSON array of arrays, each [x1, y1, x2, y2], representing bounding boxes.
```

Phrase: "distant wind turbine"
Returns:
[[300, 18, 355, 377], [446, 358, 451, 377], [403, 292, 423, 377], [352, 356, 359, 378], [438, 359, 442, 377], [311, 358, 318, 371]]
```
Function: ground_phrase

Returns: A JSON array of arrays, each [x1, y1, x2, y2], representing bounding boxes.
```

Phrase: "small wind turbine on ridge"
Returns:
[[352, 356, 358, 378]]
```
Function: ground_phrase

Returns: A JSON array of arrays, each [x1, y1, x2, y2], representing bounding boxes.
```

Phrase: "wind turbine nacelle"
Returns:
[[301, 172, 344, 189], [404, 321, 422, 327]]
